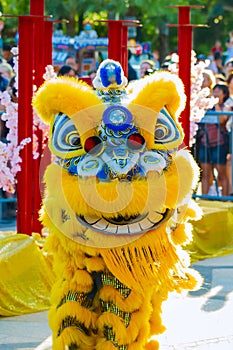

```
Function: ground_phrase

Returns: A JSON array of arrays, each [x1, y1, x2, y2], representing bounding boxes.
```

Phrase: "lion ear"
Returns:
[[128, 71, 186, 118], [127, 72, 186, 149], [32, 77, 102, 124]]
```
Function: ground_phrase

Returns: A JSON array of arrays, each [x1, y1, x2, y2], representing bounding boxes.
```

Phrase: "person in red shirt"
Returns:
[[211, 39, 223, 56]]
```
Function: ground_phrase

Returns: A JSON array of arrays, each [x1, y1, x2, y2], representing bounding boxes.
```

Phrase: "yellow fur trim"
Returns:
[[83, 256, 106, 273], [128, 72, 186, 149], [174, 267, 203, 293], [53, 303, 97, 331], [71, 270, 93, 290], [44, 150, 198, 219], [129, 71, 186, 120], [184, 199, 203, 221], [53, 326, 96, 350], [97, 298, 152, 344], [99, 286, 143, 312], [32, 77, 102, 124], [129, 344, 150, 350], [95, 339, 117, 350], [97, 312, 131, 339], [170, 223, 191, 246], [149, 290, 167, 335], [145, 340, 160, 350], [129, 310, 151, 345], [44, 221, 201, 349]]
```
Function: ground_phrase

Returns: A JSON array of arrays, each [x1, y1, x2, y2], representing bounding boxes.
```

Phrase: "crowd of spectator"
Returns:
[[192, 33, 233, 198]]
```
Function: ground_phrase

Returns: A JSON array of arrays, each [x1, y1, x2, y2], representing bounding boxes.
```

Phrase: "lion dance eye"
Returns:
[[127, 133, 145, 150], [154, 125, 169, 140], [51, 113, 82, 157], [84, 136, 103, 155], [154, 108, 182, 147], [66, 132, 80, 146]]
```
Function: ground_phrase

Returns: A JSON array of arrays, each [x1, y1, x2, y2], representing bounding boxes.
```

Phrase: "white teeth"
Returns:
[[126, 222, 142, 234], [81, 214, 99, 225], [148, 211, 163, 223], [102, 224, 118, 234], [77, 210, 169, 235], [91, 218, 109, 231], [116, 224, 130, 234], [139, 217, 156, 230]]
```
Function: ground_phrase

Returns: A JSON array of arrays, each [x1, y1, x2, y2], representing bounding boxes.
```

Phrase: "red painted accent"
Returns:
[[177, 7, 192, 148], [127, 133, 145, 150], [17, 0, 53, 235], [30, 1, 45, 233], [80, 76, 92, 86], [17, 17, 34, 235], [43, 21, 53, 65], [84, 136, 102, 154], [167, 6, 204, 148], [101, 20, 140, 79]]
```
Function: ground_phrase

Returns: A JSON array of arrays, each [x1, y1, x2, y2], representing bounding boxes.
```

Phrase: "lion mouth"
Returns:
[[76, 208, 172, 235]]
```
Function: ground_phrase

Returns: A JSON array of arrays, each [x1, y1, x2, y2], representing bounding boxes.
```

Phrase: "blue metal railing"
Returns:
[[0, 193, 17, 223]]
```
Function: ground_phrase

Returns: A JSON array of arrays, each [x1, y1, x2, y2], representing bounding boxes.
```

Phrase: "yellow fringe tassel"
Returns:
[[100, 223, 198, 294]]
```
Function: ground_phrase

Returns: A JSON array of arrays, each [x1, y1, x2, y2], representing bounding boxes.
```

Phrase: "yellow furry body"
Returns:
[[33, 68, 202, 349]]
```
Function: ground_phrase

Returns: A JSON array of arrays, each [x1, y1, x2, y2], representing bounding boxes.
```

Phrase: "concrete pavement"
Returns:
[[157, 253, 233, 349], [0, 311, 50, 350]]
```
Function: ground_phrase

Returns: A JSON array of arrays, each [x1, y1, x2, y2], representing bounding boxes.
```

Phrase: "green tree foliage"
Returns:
[[194, 0, 233, 59], [0, 0, 233, 60], [45, 0, 109, 35]]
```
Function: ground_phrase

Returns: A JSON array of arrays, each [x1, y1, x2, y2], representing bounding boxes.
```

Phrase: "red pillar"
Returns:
[[14, 1, 53, 235], [29, 1, 53, 233], [17, 17, 34, 234], [30, 0, 45, 233], [101, 20, 140, 78], [30, 1, 45, 87], [177, 7, 192, 148], [168, 6, 204, 147], [30, 2, 44, 233], [43, 20, 53, 65], [38, 20, 53, 220]]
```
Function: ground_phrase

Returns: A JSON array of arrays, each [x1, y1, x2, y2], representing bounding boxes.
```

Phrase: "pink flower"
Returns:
[[0, 59, 49, 193]]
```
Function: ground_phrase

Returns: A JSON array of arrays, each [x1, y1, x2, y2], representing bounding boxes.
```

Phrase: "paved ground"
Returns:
[[1, 219, 233, 349], [157, 254, 233, 349]]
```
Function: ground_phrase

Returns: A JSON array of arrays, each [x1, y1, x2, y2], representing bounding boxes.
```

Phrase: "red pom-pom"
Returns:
[[84, 136, 103, 154], [127, 133, 145, 150]]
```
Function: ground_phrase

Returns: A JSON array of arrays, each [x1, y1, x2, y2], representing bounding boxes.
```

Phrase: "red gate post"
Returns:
[[100, 19, 140, 78], [43, 20, 53, 66], [30, 0, 53, 233], [168, 6, 204, 148], [38, 19, 53, 223], [30, 0, 45, 233], [17, 16, 34, 234], [6, 5, 53, 235]]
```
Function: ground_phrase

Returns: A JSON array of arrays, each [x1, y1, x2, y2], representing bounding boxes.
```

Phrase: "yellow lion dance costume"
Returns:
[[33, 59, 202, 350]]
